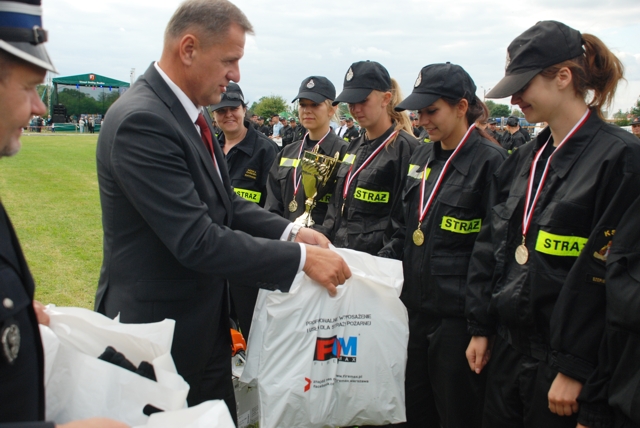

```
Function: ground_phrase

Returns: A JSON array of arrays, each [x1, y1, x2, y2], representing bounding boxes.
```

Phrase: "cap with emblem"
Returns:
[[289, 117, 296, 123], [486, 21, 584, 99], [210, 82, 245, 111], [488, 118, 497, 125], [396, 62, 477, 112], [333, 60, 392, 106], [292, 75, 336, 104], [0, 0, 56, 72], [506, 116, 520, 127], [631, 117, 640, 126]]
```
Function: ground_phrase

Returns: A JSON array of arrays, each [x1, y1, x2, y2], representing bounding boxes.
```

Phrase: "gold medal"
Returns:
[[289, 200, 298, 212], [413, 229, 425, 246], [515, 244, 529, 265]]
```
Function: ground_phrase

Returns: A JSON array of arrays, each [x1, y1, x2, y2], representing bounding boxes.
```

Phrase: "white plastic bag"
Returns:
[[132, 400, 235, 428], [40, 306, 190, 426], [243, 247, 409, 428]]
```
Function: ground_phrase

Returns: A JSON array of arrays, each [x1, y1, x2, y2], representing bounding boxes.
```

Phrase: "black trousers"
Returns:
[[229, 284, 259, 339], [399, 312, 486, 428], [482, 334, 577, 428]]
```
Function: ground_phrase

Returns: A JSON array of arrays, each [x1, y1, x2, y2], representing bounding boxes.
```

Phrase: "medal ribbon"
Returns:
[[417, 124, 476, 224], [292, 128, 332, 198], [521, 109, 590, 238], [342, 130, 399, 200]]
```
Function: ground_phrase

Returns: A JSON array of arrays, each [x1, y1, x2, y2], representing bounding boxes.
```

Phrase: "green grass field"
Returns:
[[0, 134, 101, 308]]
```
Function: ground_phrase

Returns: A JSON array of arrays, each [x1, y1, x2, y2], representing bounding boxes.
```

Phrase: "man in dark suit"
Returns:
[[0, 1, 127, 427], [94, 0, 350, 420]]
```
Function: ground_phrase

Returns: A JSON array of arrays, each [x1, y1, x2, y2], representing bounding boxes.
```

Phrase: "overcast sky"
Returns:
[[44, 0, 640, 118]]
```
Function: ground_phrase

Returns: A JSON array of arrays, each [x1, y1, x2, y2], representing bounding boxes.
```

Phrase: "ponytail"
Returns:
[[539, 33, 624, 118], [386, 78, 413, 146], [443, 95, 501, 146]]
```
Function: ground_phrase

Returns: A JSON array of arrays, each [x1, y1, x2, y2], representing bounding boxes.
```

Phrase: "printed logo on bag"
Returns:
[[314, 336, 358, 363]]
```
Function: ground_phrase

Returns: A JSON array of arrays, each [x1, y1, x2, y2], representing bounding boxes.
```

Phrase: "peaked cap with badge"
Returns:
[[0, 0, 56, 72], [292, 75, 336, 104], [333, 60, 391, 106]]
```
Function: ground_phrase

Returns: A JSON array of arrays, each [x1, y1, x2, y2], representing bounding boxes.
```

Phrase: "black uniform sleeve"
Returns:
[[465, 151, 522, 336], [576, 193, 640, 427], [378, 132, 419, 259], [550, 140, 640, 383], [264, 150, 285, 217], [259, 139, 279, 207]]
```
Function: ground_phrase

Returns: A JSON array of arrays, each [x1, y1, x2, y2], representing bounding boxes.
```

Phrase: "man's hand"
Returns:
[[303, 245, 351, 297], [466, 336, 493, 374], [577, 424, 589, 428], [548, 372, 582, 416], [58, 418, 129, 428], [295, 227, 330, 248], [33, 300, 49, 326]]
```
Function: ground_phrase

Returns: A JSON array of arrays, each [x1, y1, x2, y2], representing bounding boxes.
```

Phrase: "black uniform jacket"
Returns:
[[293, 124, 307, 142], [317, 125, 418, 256], [343, 126, 360, 143], [95, 64, 300, 398], [500, 130, 527, 153], [280, 124, 294, 148], [265, 132, 347, 225], [0, 203, 53, 427], [575, 195, 640, 428], [217, 120, 278, 207], [398, 131, 506, 316], [465, 112, 640, 385]]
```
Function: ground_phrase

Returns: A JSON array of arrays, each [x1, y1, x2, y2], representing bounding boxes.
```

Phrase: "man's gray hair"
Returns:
[[165, 0, 254, 44]]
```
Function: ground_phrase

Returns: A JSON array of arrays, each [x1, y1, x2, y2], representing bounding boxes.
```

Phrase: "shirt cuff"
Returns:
[[280, 223, 306, 274]]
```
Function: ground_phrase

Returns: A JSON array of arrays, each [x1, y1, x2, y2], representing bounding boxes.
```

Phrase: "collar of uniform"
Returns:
[[526, 109, 599, 180], [218, 119, 257, 157], [432, 130, 479, 177], [364, 123, 396, 147], [153, 61, 200, 125]]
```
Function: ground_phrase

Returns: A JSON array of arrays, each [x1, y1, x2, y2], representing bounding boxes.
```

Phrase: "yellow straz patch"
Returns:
[[318, 193, 332, 203], [342, 154, 356, 165], [279, 158, 300, 168], [407, 164, 429, 180], [440, 216, 482, 234], [535, 230, 588, 257], [234, 188, 261, 203], [353, 187, 389, 203]]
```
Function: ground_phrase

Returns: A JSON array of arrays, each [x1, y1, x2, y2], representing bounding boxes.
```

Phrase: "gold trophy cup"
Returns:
[[294, 148, 342, 227]]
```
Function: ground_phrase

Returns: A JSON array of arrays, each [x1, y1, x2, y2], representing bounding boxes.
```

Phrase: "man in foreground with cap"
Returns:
[[95, 0, 350, 421], [0, 1, 127, 426]]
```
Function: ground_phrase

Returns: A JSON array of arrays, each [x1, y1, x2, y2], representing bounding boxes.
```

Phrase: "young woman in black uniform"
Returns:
[[464, 21, 640, 428], [317, 60, 418, 256], [264, 76, 347, 226], [210, 82, 279, 338], [391, 63, 506, 428]]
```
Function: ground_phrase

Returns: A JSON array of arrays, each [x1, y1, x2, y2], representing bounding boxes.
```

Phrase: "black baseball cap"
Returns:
[[486, 21, 584, 99], [506, 116, 520, 126], [345, 117, 354, 122], [333, 61, 391, 106], [488, 118, 497, 125], [0, 0, 56, 72], [396, 62, 477, 111], [631, 117, 640, 126], [292, 76, 336, 103], [210, 82, 245, 110], [289, 117, 296, 122]]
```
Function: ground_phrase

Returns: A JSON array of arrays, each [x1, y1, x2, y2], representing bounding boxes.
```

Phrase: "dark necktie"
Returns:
[[195, 113, 216, 164]]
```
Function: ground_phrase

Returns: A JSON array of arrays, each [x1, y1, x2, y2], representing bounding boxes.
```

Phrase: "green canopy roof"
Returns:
[[52, 73, 130, 88]]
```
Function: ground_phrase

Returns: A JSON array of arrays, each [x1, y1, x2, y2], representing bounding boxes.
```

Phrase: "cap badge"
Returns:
[[306, 79, 315, 89], [346, 67, 354, 82], [505, 50, 511, 70], [414, 72, 422, 88]]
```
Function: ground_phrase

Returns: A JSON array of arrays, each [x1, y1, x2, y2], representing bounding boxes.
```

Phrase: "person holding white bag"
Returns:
[[0, 1, 128, 427]]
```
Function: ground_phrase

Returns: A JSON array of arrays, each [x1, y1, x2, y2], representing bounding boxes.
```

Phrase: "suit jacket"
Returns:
[[0, 202, 53, 427], [95, 64, 300, 394]]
